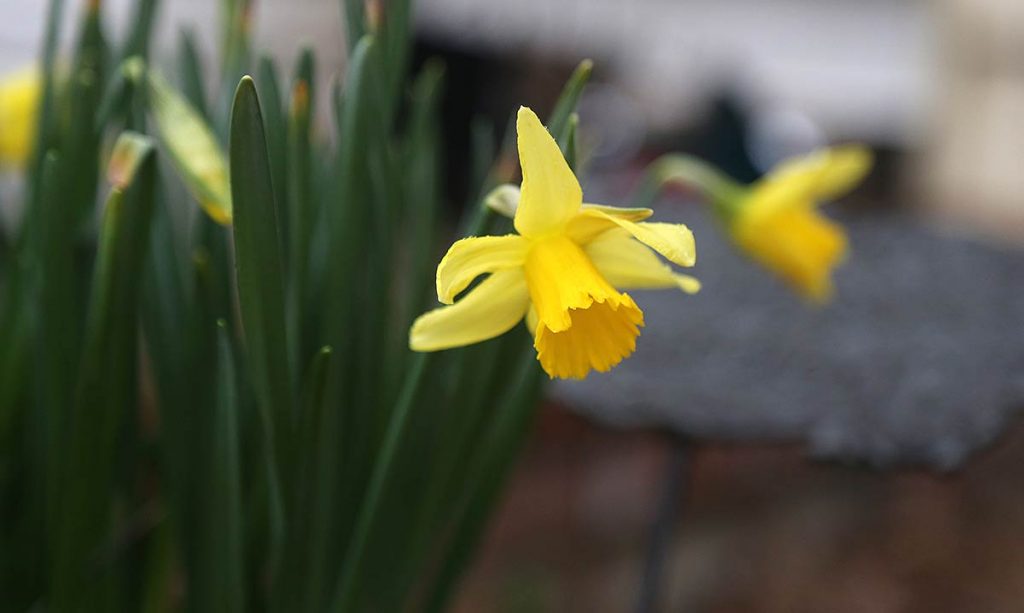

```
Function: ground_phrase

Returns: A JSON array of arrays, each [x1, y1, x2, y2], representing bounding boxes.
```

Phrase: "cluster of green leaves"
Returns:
[[0, 0, 591, 611]]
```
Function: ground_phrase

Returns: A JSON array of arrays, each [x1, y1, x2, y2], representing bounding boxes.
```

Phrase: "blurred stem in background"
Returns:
[[633, 153, 746, 221], [635, 433, 692, 613]]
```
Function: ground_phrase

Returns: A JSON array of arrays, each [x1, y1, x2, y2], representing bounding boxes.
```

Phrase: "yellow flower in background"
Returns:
[[410, 106, 699, 380], [0, 67, 40, 167], [728, 147, 872, 303]]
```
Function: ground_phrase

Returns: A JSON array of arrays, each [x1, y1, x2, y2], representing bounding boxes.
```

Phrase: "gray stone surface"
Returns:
[[553, 205, 1024, 469]]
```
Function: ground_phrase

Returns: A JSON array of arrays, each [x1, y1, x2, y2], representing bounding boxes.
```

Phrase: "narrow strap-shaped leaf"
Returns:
[[256, 56, 289, 249], [424, 355, 544, 612], [0, 265, 31, 452], [51, 133, 157, 610], [25, 0, 65, 214], [455, 116, 502, 235], [275, 346, 332, 611], [96, 60, 141, 131], [396, 337, 506, 607], [286, 48, 316, 378], [376, 0, 412, 126], [228, 74, 289, 572], [467, 116, 497, 207], [218, 0, 254, 125], [558, 111, 579, 172], [119, 0, 159, 62], [138, 189, 198, 589], [392, 61, 444, 384], [230, 74, 291, 433], [403, 60, 444, 313], [294, 347, 345, 613], [177, 29, 209, 118], [173, 239, 225, 606], [0, 153, 63, 606], [137, 520, 176, 613], [62, 1, 108, 225], [546, 58, 592, 139], [342, 0, 367, 53], [32, 151, 80, 569], [190, 321, 245, 613], [329, 354, 430, 613], [290, 35, 393, 605], [324, 36, 375, 530]]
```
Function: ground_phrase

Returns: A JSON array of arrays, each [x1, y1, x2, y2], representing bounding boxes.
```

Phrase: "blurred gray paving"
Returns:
[[553, 206, 1024, 469]]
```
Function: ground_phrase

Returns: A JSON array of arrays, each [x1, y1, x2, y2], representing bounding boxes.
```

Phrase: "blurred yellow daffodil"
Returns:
[[0, 67, 40, 167], [410, 107, 699, 380], [728, 147, 872, 302]]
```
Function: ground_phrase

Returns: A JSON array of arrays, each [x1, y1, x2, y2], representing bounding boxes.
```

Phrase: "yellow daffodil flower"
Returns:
[[0, 67, 41, 167], [727, 147, 872, 302], [409, 106, 699, 379]]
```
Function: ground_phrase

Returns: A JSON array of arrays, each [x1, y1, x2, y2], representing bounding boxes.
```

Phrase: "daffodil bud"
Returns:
[[125, 57, 233, 225], [483, 183, 521, 218], [107, 131, 154, 189]]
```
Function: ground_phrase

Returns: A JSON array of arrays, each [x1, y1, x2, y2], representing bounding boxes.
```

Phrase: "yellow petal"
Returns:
[[748, 146, 872, 221], [0, 67, 40, 167], [581, 204, 653, 220], [809, 145, 873, 201], [483, 183, 651, 231], [513, 106, 582, 238], [732, 206, 847, 302], [568, 209, 696, 267], [435, 234, 529, 304], [410, 270, 529, 351], [563, 204, 654, 245], [586, 229, 701, 294], [486, 182, 652, 225]]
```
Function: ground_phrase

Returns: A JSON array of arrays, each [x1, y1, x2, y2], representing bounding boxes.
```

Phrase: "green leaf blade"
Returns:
[[51, 133, 158, 610], [228, 74, 290, 572]]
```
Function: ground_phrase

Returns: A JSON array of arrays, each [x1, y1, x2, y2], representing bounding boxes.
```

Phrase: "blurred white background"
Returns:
[[1, 0, 933, 142], [3, 0, 1023, 240]]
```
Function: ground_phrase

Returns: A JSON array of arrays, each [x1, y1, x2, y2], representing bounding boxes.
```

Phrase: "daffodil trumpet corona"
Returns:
[[647, 147, 872, 303], [409, 106, 699, 380]]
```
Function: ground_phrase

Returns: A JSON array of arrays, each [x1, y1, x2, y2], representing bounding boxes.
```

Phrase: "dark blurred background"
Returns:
[[5, 0, 1024, 611]]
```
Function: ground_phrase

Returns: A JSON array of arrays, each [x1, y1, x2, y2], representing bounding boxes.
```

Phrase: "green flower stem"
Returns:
[[633, 153, 746, 222]]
